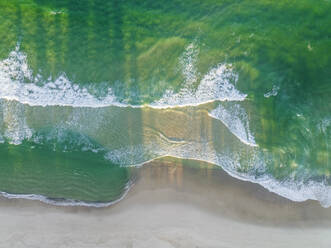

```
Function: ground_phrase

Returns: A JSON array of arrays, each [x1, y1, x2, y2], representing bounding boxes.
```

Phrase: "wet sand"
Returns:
[[0, 158, 331, 248]]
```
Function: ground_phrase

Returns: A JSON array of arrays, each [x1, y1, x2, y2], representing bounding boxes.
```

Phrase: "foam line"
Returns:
[[208, 104, 257, 147], [0, 44, 246, 109], [0, 180, 133, 208]]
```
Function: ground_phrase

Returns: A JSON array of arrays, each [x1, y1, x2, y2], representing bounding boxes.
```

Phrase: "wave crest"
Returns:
[[0, 44, 245, 108]]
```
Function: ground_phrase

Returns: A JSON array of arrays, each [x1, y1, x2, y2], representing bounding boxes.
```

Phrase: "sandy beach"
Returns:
[[0, 159, 331, 248], [1, 0, 330, 247]]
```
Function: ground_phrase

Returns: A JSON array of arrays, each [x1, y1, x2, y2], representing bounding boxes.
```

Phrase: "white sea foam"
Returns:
[[222, 163, 331, 208], [0, 44, 246, 109], [1, 101, 33, 145], [264, 85, 279, 98], [2, 146, 330, 208], [209, 153, 331, 208], [319, 117, 331, 134], [152, 63, 246, 108], [155, 42, 247, 106], [104, 138, 331, 208], [0, 180, 132, 208], [259, 177, 331, 208], [105, 144, 164, 166], [179, 42, 199, 85], [208, 103, 257, 147], [49, 10, 64, 15], [0, 45, 123, 108], [31, 128, 105, 154], [1, 45, 330, 208], [1, 107, 330, 208]]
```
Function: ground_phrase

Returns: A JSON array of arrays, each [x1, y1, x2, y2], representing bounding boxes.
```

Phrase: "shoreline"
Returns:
[[1, 159, 331, 247], [1, 153, 329, 210]]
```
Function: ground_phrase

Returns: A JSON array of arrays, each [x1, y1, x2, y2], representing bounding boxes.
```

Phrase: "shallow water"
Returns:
[[0, 0, 330, 206]]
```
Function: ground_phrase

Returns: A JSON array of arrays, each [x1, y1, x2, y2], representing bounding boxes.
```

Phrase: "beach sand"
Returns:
[[0, 158, 331, 248]]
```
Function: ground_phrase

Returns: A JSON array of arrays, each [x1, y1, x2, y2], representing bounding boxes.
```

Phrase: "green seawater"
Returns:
[[0, 0, 330, 206], [0, 141, 130, 204]]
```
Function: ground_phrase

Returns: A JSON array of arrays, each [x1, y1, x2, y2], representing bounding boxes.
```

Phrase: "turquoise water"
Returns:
[[0, 0, 330, 206], [0, 140, 130, 205]]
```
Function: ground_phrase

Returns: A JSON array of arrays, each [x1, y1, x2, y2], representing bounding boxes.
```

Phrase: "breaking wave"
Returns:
[[0, 44, 245, 109], [0, 44, 330, 208], [208, 103, 257, 147]]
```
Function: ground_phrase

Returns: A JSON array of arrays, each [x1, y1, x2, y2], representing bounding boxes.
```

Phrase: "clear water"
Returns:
[[0, 0, 330, 206]]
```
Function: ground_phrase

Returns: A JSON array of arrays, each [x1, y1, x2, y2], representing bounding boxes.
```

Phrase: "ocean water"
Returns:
[[0, 0, 330, 206]]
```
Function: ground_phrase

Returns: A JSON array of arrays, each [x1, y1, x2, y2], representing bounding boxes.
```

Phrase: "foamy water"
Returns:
[[0, 44, 245, 109], [209, 103, 257, 147], [0, 45, 122, 108], [0, 180, 132, 208], [264, 85, 279, 98], [0, 44, 330, 208], [152, 44, 246, 107]]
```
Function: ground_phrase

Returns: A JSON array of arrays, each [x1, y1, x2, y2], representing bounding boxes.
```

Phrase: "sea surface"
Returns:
[[0, 0, 330, 207]]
